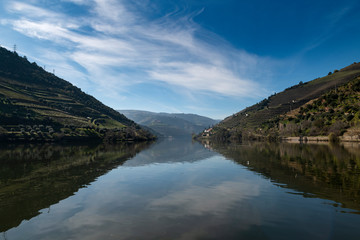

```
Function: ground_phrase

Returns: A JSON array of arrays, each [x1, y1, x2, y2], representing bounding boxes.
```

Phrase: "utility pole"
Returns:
[[13, 44, 16, 52]]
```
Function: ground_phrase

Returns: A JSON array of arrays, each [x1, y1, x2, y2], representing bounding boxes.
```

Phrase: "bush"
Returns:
[[212, 128, 231, 141], [306, 104, 313, 111], [230, 131, 242, 142], [347, 115, 354, 122], [329, 121, 348, 136], [344, 105, 351, 112], [329, 133, 339, 143]]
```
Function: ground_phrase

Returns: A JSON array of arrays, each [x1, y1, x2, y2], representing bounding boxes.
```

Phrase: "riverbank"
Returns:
[[282, 135, 360, 143]]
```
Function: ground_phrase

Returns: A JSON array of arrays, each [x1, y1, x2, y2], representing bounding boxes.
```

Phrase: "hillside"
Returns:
[[204, 62, 360, 141], [0, 47, 154, 142], [276, 76, 360, 140], [119, 110, 219, 137]]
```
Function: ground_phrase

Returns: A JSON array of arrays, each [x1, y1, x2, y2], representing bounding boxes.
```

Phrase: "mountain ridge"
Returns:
[[119, 110, 219, 137]]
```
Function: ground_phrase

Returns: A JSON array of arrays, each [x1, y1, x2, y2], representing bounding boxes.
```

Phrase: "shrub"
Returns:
[[347, 115, 354, 122], [212, 128, 231, 141], [344, 105, 351, 112], [314, 119, 324, 128], [329, 121, 348, 136], [329, 132, 339, 142], [306, 104, 313, 111]]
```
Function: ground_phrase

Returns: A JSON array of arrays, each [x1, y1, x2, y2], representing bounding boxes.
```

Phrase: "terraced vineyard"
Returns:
[[0, 47, 154, 142], [207, 62, 360, 141]]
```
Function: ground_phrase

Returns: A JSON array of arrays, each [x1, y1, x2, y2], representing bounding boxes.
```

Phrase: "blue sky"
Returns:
[[1, 0, 360, 119]]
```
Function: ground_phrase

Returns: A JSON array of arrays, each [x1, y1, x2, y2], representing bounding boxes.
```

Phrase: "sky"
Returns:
[[1, 0, 360, 119]]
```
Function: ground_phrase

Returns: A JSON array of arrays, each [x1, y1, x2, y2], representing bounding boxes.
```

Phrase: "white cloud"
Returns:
[[149, 62, 260, 97], [12, 19, 72, 42], [9, 2, 59, 19], [93, 0, 135, 23], [150, 180, 261, 217], [2, 0, 269, 99], [61, 0, 88, 4]]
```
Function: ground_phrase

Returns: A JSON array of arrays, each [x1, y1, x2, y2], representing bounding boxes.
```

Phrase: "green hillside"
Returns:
[[204, 62, 360, 141], [276, 76, 360, 140], [119, 110, 219, 137], [0, 47, 154, 142]]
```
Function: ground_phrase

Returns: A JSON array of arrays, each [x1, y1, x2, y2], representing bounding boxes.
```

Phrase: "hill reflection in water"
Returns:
[[208, 141, 360, 213], [0, 141, 152, 232], [1, 139, 360, 239]]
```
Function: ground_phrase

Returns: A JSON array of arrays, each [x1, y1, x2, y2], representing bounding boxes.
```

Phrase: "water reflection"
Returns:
[[1, 139, 360, 239], [0, 142, 152, 232], [123, 137, 216, 166], [209, 141, 360, 213]]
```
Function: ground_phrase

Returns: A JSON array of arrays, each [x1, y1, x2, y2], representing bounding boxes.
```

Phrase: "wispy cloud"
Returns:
[[2, 0, 269, 101]]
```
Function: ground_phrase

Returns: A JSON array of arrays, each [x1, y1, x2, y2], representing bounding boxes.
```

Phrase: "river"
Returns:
[[1, 138, 360, 239]]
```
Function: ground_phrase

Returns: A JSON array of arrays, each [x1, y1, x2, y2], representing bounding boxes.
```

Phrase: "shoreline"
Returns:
[[282, 135, 360, 143]]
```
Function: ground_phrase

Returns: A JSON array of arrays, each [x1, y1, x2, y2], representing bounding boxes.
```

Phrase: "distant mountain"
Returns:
[[202, 62, 360, 142], [0, 47, 154, 142], [118, 110, 219, 137]]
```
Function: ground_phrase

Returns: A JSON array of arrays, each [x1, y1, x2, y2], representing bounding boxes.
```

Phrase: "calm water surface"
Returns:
[[1, 139, 360, 239]]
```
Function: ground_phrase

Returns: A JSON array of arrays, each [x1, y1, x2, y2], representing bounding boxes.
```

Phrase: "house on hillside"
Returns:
[[202, 128, 213, 137]]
